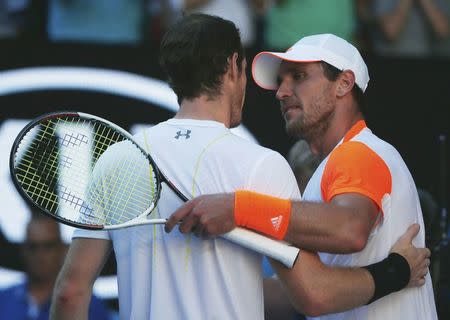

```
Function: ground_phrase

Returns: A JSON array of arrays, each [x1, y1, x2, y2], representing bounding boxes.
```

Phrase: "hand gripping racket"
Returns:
[[10, 111, 299, 268]]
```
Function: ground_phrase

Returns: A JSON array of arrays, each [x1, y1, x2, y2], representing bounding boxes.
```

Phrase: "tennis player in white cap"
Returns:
[[168, 33, 437, 319]]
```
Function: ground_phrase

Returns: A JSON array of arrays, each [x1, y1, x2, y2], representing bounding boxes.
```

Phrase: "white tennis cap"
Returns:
[[252, 33, 370, 92]]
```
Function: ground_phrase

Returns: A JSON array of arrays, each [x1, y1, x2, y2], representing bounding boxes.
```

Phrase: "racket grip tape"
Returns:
[[222, 227, 300, 268]]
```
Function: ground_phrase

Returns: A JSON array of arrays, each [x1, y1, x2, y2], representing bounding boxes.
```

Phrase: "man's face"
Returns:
[[275, 61, 336, 140], [230, 58, 247, 128], [22, 219, 65, 282]]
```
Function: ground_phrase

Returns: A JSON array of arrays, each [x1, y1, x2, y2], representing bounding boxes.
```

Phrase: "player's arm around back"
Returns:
[[273, 224, 430, 316], [50, 237, 112, 320]]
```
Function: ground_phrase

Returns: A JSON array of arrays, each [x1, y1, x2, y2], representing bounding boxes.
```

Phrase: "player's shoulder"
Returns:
[[225, 132, 276, 152], [327, 128, 400, 174], [346, 127, 401, 161], [222, 132, 286, 162], [99, 139, 140, 163]]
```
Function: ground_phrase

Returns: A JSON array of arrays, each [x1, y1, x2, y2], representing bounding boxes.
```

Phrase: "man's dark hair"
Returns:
[[159, 14, 245, 104], [320, 61, 367, 115]]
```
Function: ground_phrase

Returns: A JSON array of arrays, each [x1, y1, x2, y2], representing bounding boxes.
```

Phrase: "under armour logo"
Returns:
[[271, 215, 283, 231], [175, 130, 191, 139]]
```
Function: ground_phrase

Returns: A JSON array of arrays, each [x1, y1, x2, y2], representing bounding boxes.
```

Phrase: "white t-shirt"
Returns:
[[74, 118, 300, 320], [303, 121, 437, 320]]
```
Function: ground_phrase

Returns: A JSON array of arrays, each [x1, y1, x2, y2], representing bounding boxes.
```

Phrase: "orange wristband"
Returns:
[[234, 190, 291, 240]]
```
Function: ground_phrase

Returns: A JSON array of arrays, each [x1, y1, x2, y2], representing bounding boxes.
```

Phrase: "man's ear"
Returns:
[[336, 70, 356, 97]]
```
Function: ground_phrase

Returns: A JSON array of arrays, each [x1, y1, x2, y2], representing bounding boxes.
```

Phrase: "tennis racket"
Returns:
[[10, 111, 299, 268]]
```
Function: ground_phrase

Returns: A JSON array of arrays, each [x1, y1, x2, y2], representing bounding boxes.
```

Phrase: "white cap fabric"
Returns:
[[252, 33, 370, 92]]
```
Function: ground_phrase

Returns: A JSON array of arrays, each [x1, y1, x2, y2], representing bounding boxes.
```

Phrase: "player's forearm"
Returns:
[[378, 0, 413, 41], [419, 0, 449, 38], [285, 201, 370, 253], [232, 191, 372, 253], [272, 250, 374, 317]]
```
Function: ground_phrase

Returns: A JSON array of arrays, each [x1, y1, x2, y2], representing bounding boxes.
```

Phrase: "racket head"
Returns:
[[10, 111, 163, 230]]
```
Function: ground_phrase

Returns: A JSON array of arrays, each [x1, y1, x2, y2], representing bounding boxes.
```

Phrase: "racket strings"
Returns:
[[14, 116, 159, 226], [18, 119, 92, 206], [15, 124, 60, 212], [86, 141, 159, 225]]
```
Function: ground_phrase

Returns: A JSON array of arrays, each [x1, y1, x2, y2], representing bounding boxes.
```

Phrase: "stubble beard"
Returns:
[[286, 100, 334, 143]]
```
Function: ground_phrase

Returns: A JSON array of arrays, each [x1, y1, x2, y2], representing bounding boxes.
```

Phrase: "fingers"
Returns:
[[416, 247, 431, 261], [406, 247, 432, 288], [398, 223, 420, 244], [422, 259, 431, 276], [417, 248, 430, 262], [178, 213, 200, 234], [425, 247, 431, 258], [417, 258, 430, 277], [165, 198, 199, 233], [409, 258, 429, 287]]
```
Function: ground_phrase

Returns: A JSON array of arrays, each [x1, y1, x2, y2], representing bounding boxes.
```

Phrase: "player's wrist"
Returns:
[[234, 190, 291, 240], [363, 252, 410, 304]]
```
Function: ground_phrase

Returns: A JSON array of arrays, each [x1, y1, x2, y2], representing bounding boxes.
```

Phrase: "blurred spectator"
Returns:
[[171, 0, 260, 48], [47, 0, 154, 45], [0, 223, 22, 270], [262, 0, 357, 50], [0, 0, 29, 39], [287, 139, 321, 194], [355, 0, 376, 52], [0, 214, 114, 320], [370, 0, 449, 57], [433, 0, 450, 56]]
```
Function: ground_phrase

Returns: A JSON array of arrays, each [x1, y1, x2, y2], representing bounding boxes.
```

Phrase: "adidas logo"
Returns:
[[271, 215, 283, 231]]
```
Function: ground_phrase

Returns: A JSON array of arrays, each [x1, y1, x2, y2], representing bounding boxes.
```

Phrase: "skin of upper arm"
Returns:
[[321, 141, 390, 249], [53, 238, 112, 300], [331, 192, 380, 249]]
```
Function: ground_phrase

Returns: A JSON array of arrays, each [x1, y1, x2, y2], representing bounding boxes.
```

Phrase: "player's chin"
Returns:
[[285, 120, 303, 139]]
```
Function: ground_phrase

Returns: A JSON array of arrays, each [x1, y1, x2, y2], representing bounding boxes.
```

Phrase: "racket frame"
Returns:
[[10, 111, 300, 268], [10, 111, 167, 230]]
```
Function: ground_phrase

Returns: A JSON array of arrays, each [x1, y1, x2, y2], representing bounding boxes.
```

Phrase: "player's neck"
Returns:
[[175, 95, 231, 127], [309, 112, 364, 159]]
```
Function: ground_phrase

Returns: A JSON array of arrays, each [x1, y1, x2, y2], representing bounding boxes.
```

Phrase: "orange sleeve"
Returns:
[[321, 141, 392, 213]]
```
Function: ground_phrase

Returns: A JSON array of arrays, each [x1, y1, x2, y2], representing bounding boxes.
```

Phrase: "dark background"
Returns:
[[1, 43, 448, 204]]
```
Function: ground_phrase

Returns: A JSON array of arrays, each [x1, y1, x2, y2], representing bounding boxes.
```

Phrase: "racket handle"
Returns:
[[222, 227, 300, 268]]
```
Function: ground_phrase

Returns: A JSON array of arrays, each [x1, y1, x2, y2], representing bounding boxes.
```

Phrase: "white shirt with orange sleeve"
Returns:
[[303, 120, 437, 320]]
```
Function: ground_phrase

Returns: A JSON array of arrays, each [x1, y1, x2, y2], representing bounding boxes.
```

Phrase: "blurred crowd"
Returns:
[[0, 0, 449, 59]]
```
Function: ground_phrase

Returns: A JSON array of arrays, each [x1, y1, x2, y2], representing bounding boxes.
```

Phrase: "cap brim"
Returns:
[[252, 51, 320, 90]]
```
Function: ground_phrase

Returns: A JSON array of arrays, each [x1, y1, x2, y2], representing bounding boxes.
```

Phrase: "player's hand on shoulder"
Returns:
[[165, 193, 236, 238]]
